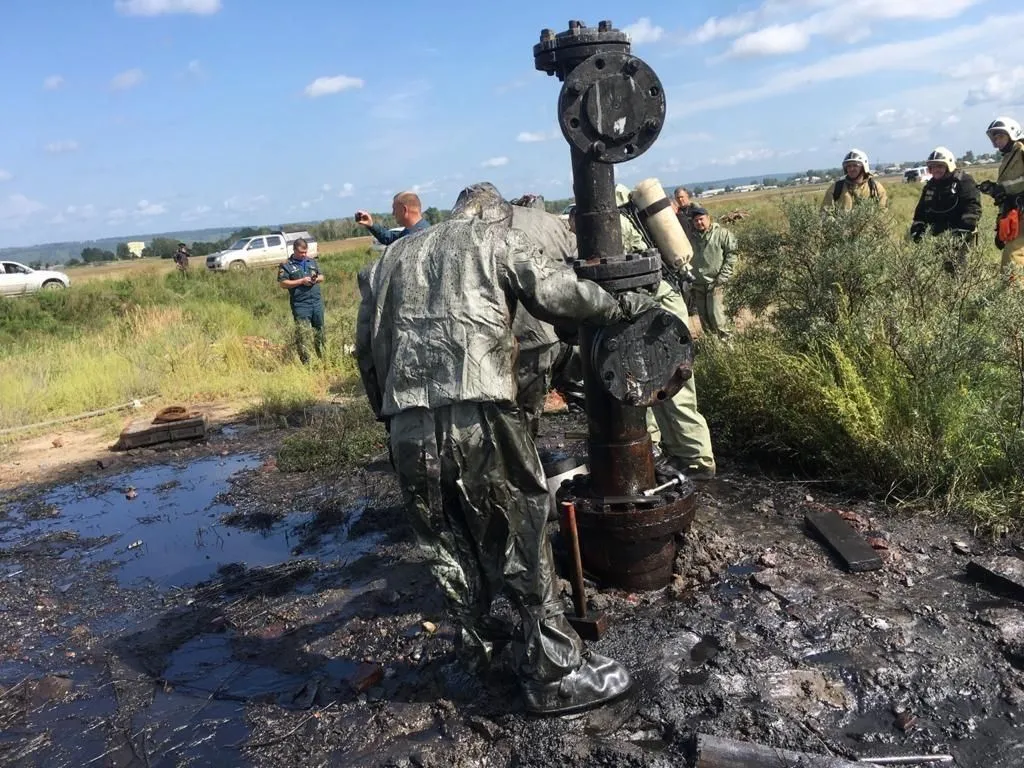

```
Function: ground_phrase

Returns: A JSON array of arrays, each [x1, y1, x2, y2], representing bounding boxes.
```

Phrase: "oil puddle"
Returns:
[[0, 455, 314, 589]]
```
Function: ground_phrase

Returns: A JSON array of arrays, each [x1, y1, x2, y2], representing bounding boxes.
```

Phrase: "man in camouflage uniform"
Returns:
[[616, 185, 716, 479], [688, 206, 739, 340], [356, 182, 652, 715]]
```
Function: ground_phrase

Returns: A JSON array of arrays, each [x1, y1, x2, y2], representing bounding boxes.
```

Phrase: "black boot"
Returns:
[[521, 651, 632, 715]]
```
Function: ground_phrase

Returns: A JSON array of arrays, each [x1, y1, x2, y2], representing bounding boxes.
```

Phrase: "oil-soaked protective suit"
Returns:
[[356, 182, 646, 713], [509, 204, 583, 436]]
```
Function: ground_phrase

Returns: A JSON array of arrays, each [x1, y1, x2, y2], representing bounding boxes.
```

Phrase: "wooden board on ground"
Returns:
[[966, 556, 1024, 603], [116, 415, 206, 450], [695, 733, 861, 768], [804, 508, 883, 573]]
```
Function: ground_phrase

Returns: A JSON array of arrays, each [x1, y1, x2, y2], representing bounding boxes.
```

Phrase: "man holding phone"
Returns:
[[355, 191, 430, 246], [278, 238, 326, 364]]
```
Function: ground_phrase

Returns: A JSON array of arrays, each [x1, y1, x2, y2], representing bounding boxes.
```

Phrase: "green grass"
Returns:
[[698, 195, 1024, 532], [0, 247, 374, 433]]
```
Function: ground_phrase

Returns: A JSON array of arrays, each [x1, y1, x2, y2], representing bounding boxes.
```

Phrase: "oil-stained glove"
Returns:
[[616, 291, 658, 321], [909, 221, 927, 242], [979, 180, 1007, 202]]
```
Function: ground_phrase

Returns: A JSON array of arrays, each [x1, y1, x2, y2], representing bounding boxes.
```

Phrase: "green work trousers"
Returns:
[[389, 402, 583, 683], [646, 281, 715, 471], [690, 283, 731, 338]]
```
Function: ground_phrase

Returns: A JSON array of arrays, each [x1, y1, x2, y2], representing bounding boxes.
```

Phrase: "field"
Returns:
[[0, 237, 374, 435], [61, 237, 374, 285]]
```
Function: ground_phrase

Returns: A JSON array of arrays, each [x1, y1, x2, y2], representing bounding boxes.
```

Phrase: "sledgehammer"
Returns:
[[560, 501, 609, 640]]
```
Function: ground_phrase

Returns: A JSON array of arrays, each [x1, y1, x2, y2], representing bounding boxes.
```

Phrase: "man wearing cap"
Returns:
[[688, 206, 739, 340], [821, 149, 889, 211]]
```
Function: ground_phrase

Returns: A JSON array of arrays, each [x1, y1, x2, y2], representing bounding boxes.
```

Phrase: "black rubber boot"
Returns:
[[521, 651, 632, 715]]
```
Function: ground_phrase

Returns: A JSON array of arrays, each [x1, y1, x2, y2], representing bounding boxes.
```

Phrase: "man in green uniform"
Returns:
[[614, 186, 716, 480], [277, 238, 325, 364], [688, 206, 739, 340]]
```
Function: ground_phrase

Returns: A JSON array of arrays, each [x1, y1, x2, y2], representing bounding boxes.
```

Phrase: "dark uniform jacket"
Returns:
[[912, 171, 982, 236], [277, 256, 323, 310]]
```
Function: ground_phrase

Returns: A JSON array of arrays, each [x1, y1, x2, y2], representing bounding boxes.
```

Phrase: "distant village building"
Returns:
[[127, 241, 145, 258]]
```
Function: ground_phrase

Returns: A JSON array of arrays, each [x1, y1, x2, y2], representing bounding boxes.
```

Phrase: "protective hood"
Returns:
[[453, 182, 513, 223]]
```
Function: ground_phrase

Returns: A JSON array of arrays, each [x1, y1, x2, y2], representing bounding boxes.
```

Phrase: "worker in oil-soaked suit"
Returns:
[[356, 182, 653, 714], [508, 195, 584, 437]]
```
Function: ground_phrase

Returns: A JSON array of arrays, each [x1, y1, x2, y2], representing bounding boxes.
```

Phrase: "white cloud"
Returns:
[[43, 75, 65, 91], [66, 204, 97, 219], [623, 18, 664, 45], [949, 54, 997, 79], [942, 114, 961, 126], [337, 182, 355, 198], [0, 170, 11, 182], [184, 59, 205, 79], [111, 69, 145, 90], [45, 140, 79, 154], [701, 0, 984, 55], [516, 131, 555, 143], [677, 13, 1024, 117], [223, 194, 268, 212], [181, 205, 211, 222], [0, 194, 45, 228], [304, 75, 364, 98], [410, 181, 437, 195], [481, 156, 509, 168], [114, 0, 221, 16], [965, 67, 1024, 106], [136, 199, 166, 216], [107, 207, 127, 221], [321, 183, 332, 192], [689, 12, 758, 44], [729, 24, 809, 56], [709, 147, 802, 166]]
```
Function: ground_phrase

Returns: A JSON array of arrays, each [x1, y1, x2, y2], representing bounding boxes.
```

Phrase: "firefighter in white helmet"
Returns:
[[909, 146, 982, 273], [978, 117, 1024, 276], [821, 149, 889, 211]]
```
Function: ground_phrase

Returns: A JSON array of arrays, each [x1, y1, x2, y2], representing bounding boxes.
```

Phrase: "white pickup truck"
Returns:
[[205, 231, 318, 271]]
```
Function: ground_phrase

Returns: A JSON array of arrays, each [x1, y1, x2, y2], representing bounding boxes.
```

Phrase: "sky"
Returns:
[[1, 0, 1023, 247]]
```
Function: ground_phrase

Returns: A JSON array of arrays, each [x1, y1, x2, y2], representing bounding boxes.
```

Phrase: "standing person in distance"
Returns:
[[821, 149, 889, 211], [277, 238, 326, 364], [355, 191, 429, 247], [908, 147, 982, 274], [978, 117, 1024, 277]]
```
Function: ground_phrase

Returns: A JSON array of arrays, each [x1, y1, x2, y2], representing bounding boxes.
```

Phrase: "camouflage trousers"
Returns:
[[389, 402, 583, 683], [292, 304, 325, 364]]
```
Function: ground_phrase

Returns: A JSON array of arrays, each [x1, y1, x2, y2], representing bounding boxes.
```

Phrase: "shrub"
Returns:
[[702, 199, 1024, 530]]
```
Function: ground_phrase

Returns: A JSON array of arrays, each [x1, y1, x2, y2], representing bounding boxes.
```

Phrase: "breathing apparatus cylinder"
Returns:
[[631, 179, 693, 273]]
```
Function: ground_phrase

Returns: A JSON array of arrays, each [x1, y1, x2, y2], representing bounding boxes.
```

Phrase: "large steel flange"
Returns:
[[558, 52, 666, 164]]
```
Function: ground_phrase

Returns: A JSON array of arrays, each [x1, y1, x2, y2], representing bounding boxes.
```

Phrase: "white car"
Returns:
[[0, 260, 70, 297], [205, 231, 318, 271]]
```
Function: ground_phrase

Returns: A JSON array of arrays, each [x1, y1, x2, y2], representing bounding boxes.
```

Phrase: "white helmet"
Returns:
[[926, 146, 956, 172], [987, 116, 1023, 142], [842, 148, 871, 175]]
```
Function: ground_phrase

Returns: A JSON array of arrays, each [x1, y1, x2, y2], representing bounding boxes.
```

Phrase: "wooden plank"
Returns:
[[117, 415, 206, 450], [804, 508, 883, 573], [695, 733, 861, 768], [966, 556, 1024, 602]]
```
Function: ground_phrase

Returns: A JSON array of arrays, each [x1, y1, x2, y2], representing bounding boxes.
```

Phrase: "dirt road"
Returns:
[[1, 411, 1022, 766]]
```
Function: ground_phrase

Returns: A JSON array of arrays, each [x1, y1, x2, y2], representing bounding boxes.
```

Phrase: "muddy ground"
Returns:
[[2, 412, 1023, 767]]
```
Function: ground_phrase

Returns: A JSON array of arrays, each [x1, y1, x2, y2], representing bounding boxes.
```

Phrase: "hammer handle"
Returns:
[[561, 501, 587, 619]]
